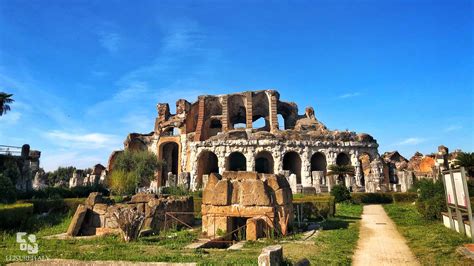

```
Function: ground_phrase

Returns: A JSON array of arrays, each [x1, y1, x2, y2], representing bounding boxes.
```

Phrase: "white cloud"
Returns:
[[444, 125, 462, 132], [0, 111, 21, 124], [339, 92, 361, 98], [397, 137, 426, 145], [44, 130, 122, 149], [41, 150, 107, 172], [98, 31, 120, 53]]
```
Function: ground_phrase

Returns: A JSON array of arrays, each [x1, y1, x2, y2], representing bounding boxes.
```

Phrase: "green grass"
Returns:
[[0, 204, 363, 265], [384, 203, 471, 265]]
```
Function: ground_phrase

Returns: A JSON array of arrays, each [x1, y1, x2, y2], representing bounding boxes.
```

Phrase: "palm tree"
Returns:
[[454, 152, 474, 177], [0, 92, 14, 116], [327, 164, 355, 185]]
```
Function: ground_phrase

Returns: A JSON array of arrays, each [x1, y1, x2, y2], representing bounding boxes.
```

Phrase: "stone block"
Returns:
[[85, 192, 104, 208], [131, 193, 158, 203], [240, 179, 270, 206], [93, 203, 108, 215], [211, 179, 231, 206], [231, 181, 241, 204], [258, 245, 283, 266], [67, 204, 87, 236], [266, 174, 290, 191], [246, 218, 265, 241], [274, 188, 292, 205]]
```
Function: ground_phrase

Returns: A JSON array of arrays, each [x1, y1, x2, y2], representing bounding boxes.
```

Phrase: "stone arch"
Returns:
[[202, 118, 222, 140], [226, 152, 247, 171], [252, 92, 270, 131], [283, 151, 302, 184], [159, 142, 179, 186], [311, 152, 327, 174], [255, 151, 274, 174], [228, 95, 247, 129], [336, 152, 351, 166], [197, 150, 219, 188]]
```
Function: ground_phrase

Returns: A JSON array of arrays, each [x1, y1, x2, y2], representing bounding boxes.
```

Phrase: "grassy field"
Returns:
[[384, 203, 471, 265], [0, 203, 363, 265]]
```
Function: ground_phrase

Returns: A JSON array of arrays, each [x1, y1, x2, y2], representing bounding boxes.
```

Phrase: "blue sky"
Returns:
[[0, 0, 472, 171]]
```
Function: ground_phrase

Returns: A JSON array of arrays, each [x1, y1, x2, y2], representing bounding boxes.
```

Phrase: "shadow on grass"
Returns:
[[335, 215, 362, 221]]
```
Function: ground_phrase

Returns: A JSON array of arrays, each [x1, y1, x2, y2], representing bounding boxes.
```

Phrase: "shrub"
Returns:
[[351, 193, 393, 204], [0, 173, 17, 203], [109, 150, 163, 195], [392, 192, 418, 203], [412, 179, 446, 220], [0, 203, 33, 230], [160, 186, 190, 196], [16, 184, 109, 200], [293, 195, 336, 218], [331, 184, 351, 203], [109, 170, 137, 195]]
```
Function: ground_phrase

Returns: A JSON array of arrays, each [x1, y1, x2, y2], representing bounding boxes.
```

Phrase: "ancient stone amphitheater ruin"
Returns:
[[110, 90, 386, 193]]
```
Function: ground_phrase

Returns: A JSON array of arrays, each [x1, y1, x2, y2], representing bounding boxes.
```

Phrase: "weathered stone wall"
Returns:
[[201, 172, 293, 240], [67, 193, 194, 237]]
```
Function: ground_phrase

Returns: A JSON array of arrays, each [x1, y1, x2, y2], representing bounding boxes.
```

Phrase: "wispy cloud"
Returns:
[[44, 130, 122, 149], [98, 31, 120, 53], [397, 137, 427, 146], [339, 92, 361, 98], [41, 150, 107, 171], [444, 125, 462, 132]]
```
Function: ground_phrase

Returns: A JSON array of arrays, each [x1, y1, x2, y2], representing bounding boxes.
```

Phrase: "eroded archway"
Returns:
[[255, 151, 274, 174], [283, 151, 302, 184], [197, 150, 219, 188], [160, 142, 179, 186], [227, 152, 247, 171]]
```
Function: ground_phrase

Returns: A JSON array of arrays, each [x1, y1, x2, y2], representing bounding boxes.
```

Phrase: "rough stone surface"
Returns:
[[67, 204, 87, 236], [258, 245, 283, 266]]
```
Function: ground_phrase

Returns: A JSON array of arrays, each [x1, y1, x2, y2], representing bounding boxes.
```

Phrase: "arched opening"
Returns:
[[202, 118, 222, 140], [228, 95, 247, 130], [358, 153, 371, 186], [336, 152, 351, 166], [311, 152, 327, 172], [197, 151, 219, 188], [255, 151, 274, 174], [252, 117, 269, 131], [283, 151, 302, 184], [277, 114, 285, 130], [226, 152, 247, 171], [160, 142, 179, 186]]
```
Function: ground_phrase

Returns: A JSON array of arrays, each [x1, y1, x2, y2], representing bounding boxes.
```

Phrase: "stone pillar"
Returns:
[[194, 97, 206, 141], [245, 92, 253, 129], [267, 91, 279, 132], [222, 95, 229, 131]]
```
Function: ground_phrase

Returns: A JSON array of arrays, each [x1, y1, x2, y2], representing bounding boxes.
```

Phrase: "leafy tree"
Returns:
[[453, 152, 474, 177], [45, 166, 76, 186], [0, 156, 21, 184], [0, 173, 17, 203], [0, 92, 14, 116], [109, 150, 163, 195], [413, 179, 446, 220]]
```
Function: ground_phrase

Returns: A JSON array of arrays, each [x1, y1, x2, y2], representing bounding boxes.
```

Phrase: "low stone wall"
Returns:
[[67, 192, 194, 236]]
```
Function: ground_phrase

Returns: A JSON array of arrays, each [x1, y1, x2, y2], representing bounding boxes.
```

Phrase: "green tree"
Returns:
[[109, 150, 163, 195], [0, 92, 14, 116], [330, 184, 351, 203], [0, 173, 16, 203], [453, 152, 474, 177], [46, 166, 76, 186]]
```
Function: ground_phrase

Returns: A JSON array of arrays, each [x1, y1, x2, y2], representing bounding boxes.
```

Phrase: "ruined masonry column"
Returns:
[[194, 97, 206, 141], [245, 92, 253, 129], [268, 91, 279, 132], [221, 95, 229, 131], [301, 149, 312, 187], [218, 152, 226, 174]]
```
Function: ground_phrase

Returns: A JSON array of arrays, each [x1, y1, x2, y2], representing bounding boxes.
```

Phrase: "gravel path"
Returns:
[[352, 204, 419, 266]]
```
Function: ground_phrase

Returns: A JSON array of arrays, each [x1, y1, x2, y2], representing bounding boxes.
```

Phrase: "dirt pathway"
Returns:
[[352, 204, 419, 266]]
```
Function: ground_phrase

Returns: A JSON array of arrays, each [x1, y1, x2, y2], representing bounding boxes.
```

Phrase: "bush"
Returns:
[[21, 198, 85, 214], [413, 179, 446, 220], [0, 173, 17, 203], [0, 203, 33, 230], [392, 192, 418, 203], [16, 184, 109, 200], [330, 184, 351, 203], [109, 150, 163, 195], [109, 170, 137, 195], [293, 195, 336, 218], [351, 193, 393, 204]]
